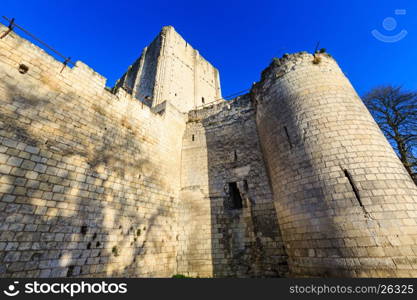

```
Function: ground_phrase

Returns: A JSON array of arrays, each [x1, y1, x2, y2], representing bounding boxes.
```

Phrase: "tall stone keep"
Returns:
[[253, 52, 417, 277], [115, 26, 222, 112]]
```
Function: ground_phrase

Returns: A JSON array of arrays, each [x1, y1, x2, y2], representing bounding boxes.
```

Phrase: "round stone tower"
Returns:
[[252, 52, 417, 277]]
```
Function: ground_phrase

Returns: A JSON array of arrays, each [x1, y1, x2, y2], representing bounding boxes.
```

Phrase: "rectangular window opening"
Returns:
[[228, 182, 243, 209]]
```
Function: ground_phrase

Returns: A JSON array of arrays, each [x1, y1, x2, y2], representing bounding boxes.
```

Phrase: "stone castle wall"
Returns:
[[0, 24, 185, 277], [1, 22, 417, 278], [254, 52, 417, 277]]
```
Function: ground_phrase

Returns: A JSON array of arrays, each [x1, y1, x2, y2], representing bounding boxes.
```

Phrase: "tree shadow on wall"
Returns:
[[0, 75, 175, 277]]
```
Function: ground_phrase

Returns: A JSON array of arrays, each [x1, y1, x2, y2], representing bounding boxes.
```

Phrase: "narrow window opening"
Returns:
[[202, 97, 205, 104], [284, 126, 293, 149], [192, 134, 195, 141], [344, 169, 363, 207], [233, 150, 238, 161], [228, 182, 243, 209], [18, 64, 29, 74]]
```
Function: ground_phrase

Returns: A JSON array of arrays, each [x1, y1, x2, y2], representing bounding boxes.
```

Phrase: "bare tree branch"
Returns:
[[362, 85, 417, 183]]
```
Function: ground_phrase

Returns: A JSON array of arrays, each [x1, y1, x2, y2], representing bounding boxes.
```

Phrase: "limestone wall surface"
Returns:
[[254, 52, 417, 277], [0, 24, 185, 277], [179, 96, 288, 277]]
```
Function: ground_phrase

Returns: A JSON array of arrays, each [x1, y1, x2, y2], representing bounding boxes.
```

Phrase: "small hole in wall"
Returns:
[[66, 265, 75, 277], [284, 126, 293, 149], [86, 242, 91, 249], [243, 180, 249, 191], [80, 225, 88, 235], [112, 246, 119, 257], [192, 134, 195, 141], [96, 241, 101, 247], [18, 64, 29, 74], [202, 97, 205, 104], [233, 150, 238, 161], [92, 233, 97, 240]]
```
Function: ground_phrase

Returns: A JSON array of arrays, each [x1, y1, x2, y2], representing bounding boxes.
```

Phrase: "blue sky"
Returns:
[[1, 0, 416, 97]]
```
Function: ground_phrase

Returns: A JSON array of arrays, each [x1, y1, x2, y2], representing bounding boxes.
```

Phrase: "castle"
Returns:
[[1, 24, 417, 278]]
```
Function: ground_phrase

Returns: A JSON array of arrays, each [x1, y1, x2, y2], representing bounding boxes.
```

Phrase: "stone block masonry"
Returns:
[[0, 23, 185, 277], [1, 22, 417, 278]]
